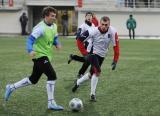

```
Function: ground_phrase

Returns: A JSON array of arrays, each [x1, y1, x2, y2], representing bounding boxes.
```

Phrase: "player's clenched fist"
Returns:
[[29, 51, 36, 58]]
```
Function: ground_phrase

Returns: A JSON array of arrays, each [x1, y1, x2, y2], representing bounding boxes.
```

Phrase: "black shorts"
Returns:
[[87, 54, 104, 75], [29, 56, 57, 84]]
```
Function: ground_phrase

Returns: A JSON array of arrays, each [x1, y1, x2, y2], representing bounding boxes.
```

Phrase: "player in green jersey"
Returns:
[[4, 6, 64, 111]]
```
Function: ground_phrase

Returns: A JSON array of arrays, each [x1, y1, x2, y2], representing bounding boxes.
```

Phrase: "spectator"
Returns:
[[128, 0, 133, 8], [143, 0, 148, 7], [61, 11, 69, 36], [126, 14, 136, 40], [143, 0, 153, 7], [1, 0, 4, 6], [125, 0, 134, 7], [19, 12, 28, 35]]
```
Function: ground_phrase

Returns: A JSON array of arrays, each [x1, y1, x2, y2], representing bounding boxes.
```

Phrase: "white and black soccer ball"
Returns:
[[69, 98, 83, 112]]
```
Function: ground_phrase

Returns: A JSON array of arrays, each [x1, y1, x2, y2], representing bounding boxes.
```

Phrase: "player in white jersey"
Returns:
[[68, 12, 95, 78], [72, 16, 120, 102]]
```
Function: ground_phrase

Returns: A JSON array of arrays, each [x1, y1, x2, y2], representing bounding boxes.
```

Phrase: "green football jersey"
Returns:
[[33, 21, 58, 61]]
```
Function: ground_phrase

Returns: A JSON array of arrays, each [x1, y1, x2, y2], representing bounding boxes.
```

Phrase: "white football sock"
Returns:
[[77, 73, 90, 85], [91, 74, 98, 95], [10, 77, 32, 91], [46, 81, 56, 105]]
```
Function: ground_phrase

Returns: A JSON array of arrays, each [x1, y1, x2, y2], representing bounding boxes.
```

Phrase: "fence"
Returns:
[[82, 0, 160, 8]]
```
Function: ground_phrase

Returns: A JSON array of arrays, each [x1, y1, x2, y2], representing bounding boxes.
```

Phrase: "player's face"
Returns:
[[100, 20, 110, 32], [85, 14, 93, 22], [45, 12, 56, 24]]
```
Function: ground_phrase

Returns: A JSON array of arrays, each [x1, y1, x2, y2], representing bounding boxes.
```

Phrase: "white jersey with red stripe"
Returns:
[[79, 22, 95, 52], [87, 26, 118, 57]]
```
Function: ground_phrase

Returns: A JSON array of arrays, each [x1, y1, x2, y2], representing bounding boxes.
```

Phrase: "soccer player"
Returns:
[[4, 6, 64, 110], [72, 16, 120, 102], [68, 12, 95, 78]]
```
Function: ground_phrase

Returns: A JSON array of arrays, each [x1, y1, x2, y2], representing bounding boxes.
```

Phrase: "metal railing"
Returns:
[[117, 0, 160, 8], [1, 0, 160, 9], [82, 0, 160, 8]]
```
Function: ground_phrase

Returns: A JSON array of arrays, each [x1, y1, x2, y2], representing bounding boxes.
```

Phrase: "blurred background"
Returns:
[[0, 0, 160, 37]]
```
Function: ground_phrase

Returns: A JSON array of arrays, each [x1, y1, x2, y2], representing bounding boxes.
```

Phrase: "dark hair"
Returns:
[[85, 12, 93, 17], [22, 12, 26, 15], [42, 6, 57, 18], [130, 14, 133, 17], [100, 16, 110, 22]]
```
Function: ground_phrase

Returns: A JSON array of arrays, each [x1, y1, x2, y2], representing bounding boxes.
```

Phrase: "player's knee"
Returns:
[[47, 76, 57, 81], [96, 72, 101, 76], [93, 69, 101, 76], [29, 77, 39, 84], [30, 80, 38, 84]]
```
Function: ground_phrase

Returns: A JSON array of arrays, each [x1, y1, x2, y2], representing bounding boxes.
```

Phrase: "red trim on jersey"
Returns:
[[76, 39, 88, 55], [113, 32, 120, 62]]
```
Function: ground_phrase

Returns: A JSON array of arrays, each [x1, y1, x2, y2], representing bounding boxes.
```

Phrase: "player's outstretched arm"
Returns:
[[112, 33, 120, 70]]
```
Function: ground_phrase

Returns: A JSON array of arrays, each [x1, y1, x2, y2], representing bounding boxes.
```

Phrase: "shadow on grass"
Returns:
[[43, 101, 101, 116]]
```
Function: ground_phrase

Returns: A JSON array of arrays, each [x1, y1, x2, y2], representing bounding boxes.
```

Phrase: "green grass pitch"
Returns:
[[0, 36, 160, 116]]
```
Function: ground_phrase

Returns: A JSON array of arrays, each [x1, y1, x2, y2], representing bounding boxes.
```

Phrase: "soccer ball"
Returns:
[[69, 98, 83, 112]]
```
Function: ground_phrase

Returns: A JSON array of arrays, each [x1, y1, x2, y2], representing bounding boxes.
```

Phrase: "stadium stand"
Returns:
[[0, 0, 160, 37]]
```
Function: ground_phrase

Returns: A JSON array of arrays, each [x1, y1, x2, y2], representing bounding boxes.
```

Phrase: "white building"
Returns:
[[0, 0, 160, 37]]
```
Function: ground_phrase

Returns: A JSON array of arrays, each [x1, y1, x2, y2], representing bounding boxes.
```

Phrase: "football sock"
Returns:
[[77, 73, 90, 85], [46, 81, 56, 105], [91, 74, 98, 95], [10, 77, 32, 91]]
